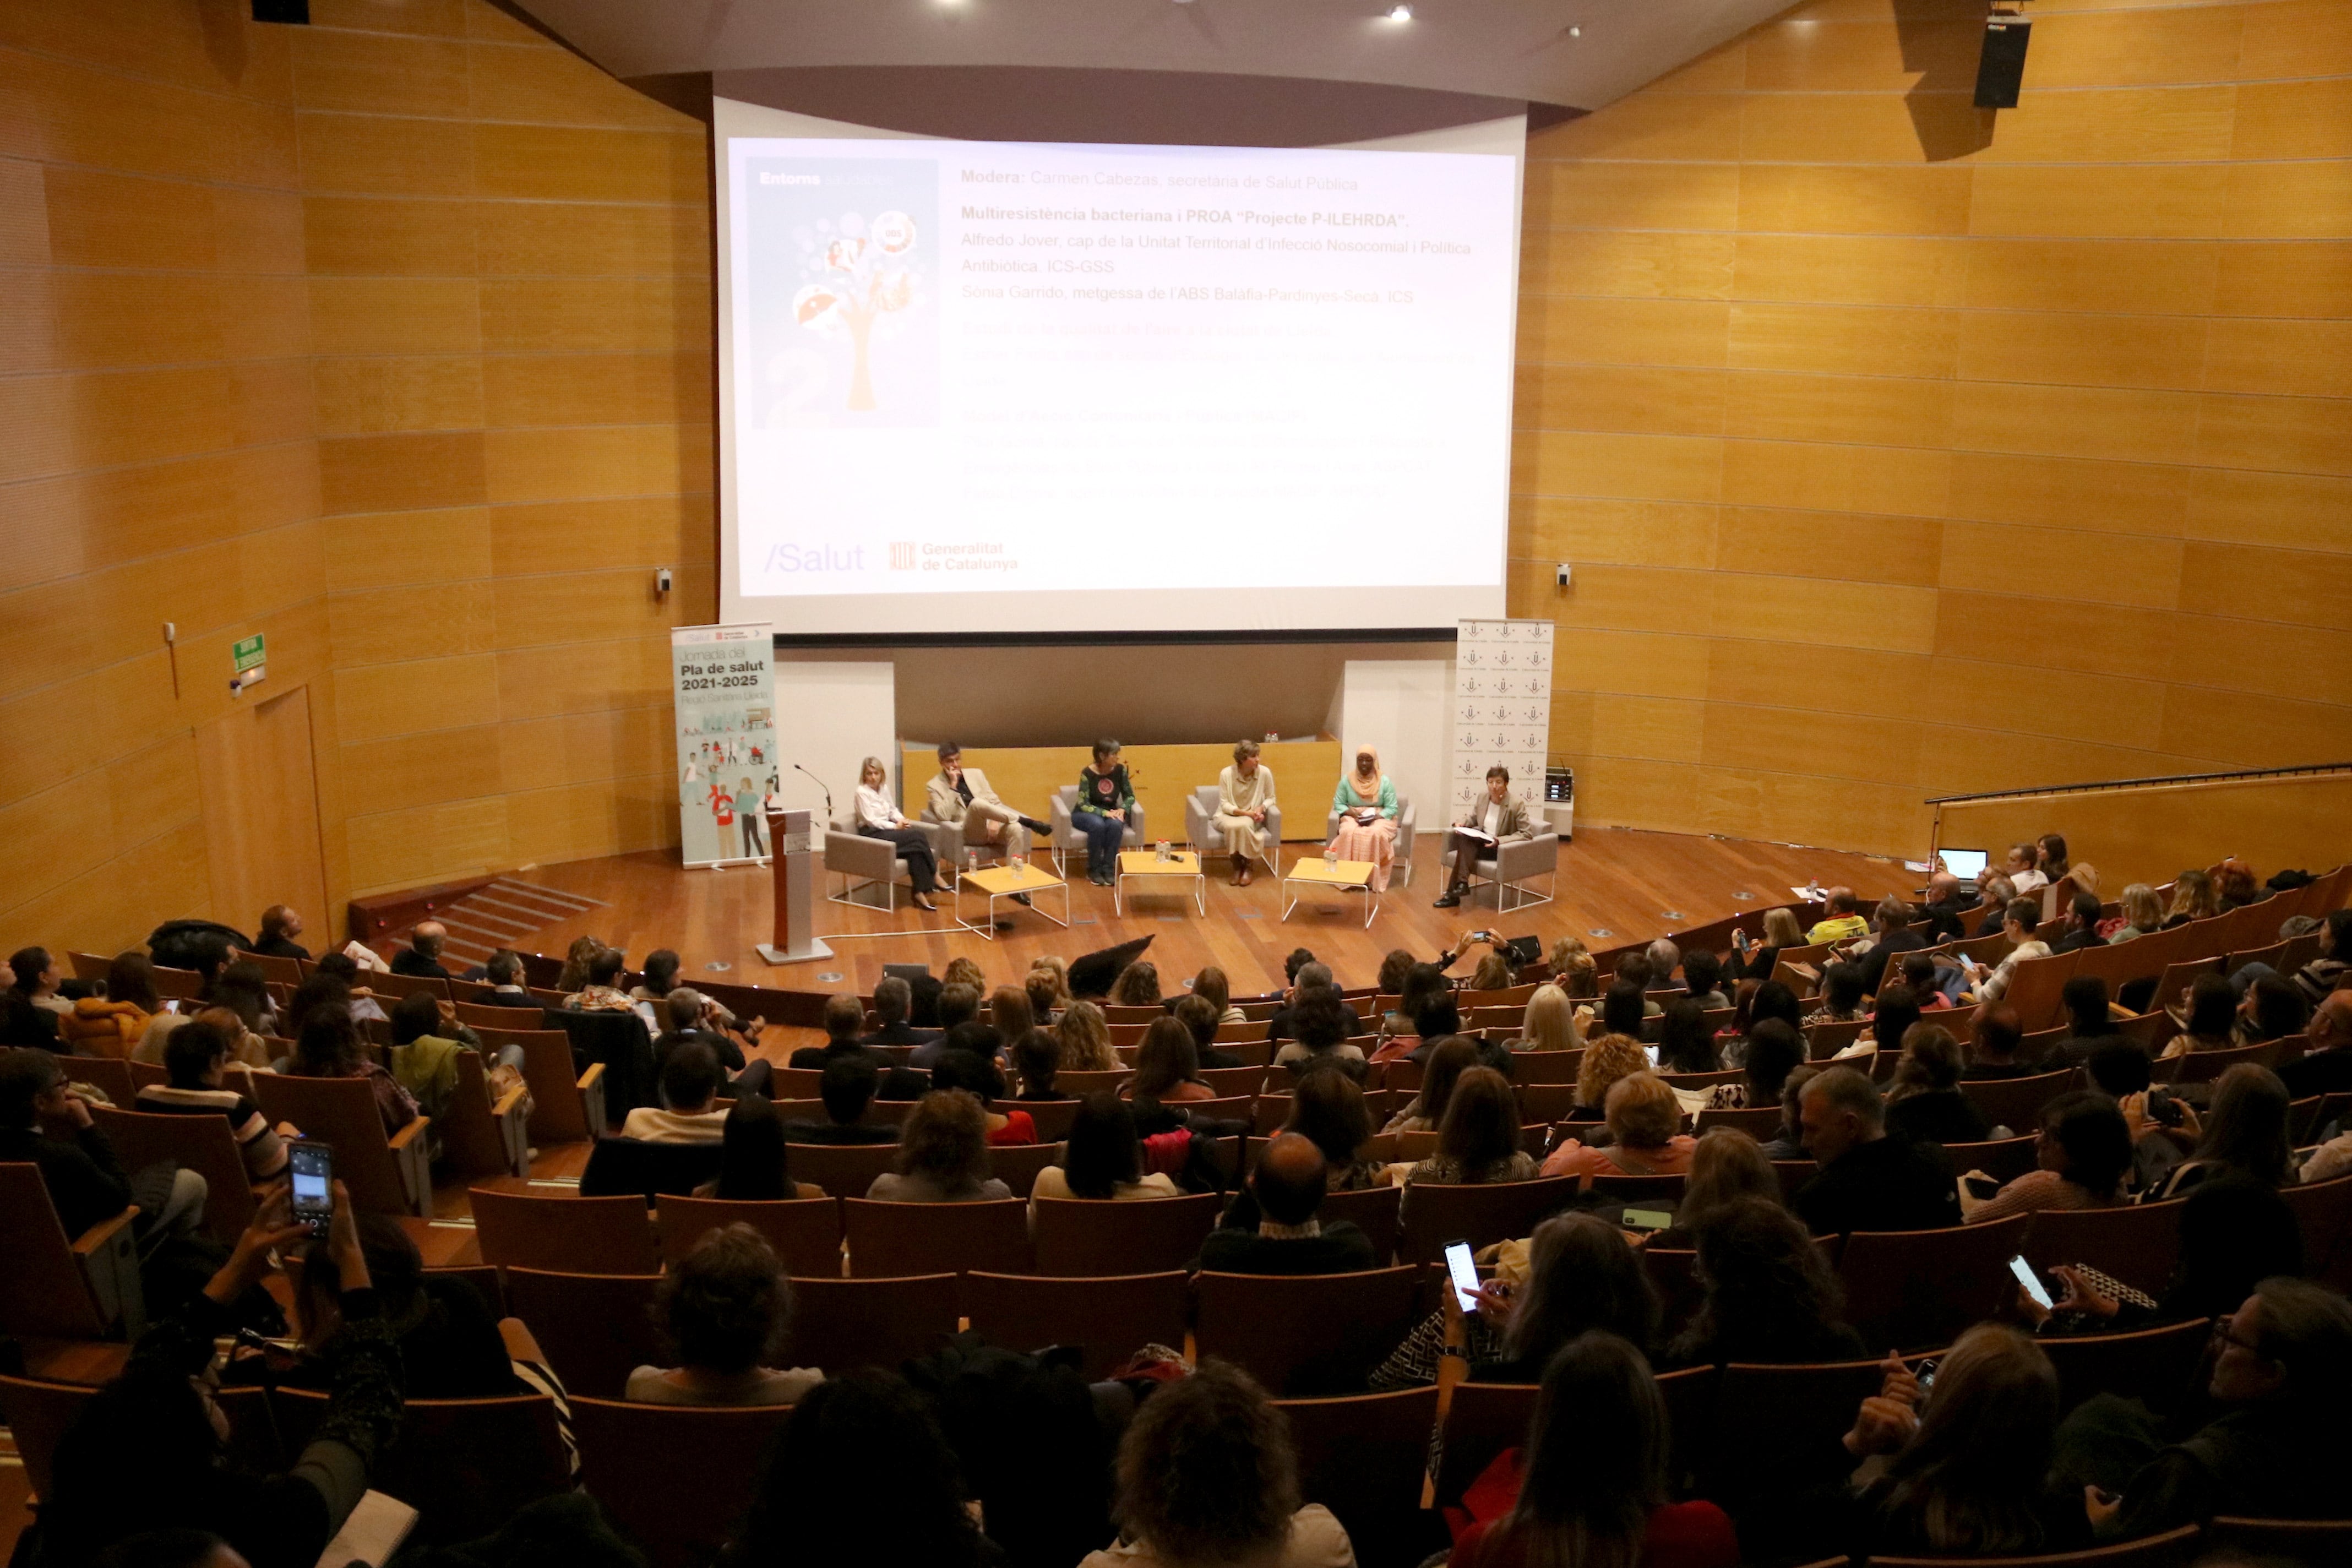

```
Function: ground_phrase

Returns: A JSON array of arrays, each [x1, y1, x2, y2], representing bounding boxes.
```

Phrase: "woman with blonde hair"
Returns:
[[1054, 999, 1119, 1071], [1642, 1128, 1782, 1248], [1728, 905, 1805, 982], [1327, 743, 1402, 891], [1547, 935, 1588, 978], [1027, 953, 1069, 997], [1190, 966, 1245, 1026], [851, 755, 940, 912], [1109, 961, 1162, 1009], [1572, 1034, 1651, 1120], [2164, 868, 2220, 927], [1467, 949, 1515, 993], [2110, 883, 2164, 943], [1542, 1072, 1697, 1187], [1512, 983, 1580, 1053]]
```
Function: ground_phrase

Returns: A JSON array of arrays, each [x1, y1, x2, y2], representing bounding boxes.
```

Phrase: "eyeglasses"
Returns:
[[2211, 1318, 2266, 1354]]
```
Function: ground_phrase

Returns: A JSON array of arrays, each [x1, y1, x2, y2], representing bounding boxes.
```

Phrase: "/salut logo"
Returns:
[[767, 542, 866, 573]]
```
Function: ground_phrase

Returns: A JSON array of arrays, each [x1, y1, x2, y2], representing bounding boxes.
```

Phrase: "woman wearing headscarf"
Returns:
[[1328, 743, 1402, 892]]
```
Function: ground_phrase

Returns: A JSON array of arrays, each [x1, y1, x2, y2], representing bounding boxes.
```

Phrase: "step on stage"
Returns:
[[492, 827, 1919, 1003]]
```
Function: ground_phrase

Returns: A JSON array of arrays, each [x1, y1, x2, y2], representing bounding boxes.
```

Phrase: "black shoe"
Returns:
[[1012, 892, 1033, 907], [1433, 889, 1463, 908], [1020, 816, 1050, 836]]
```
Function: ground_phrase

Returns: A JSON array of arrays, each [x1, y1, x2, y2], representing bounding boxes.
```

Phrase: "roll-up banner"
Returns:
[[673, 623, 778, 868]]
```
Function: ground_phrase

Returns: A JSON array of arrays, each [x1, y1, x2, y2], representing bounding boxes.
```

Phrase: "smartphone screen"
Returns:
[[2009, 1254, 2054, 1311], [1622, 1207, 1674, 1233], [1645, 1044, 1660, 1066], [288, 1141, 334, 1231], [1443, 1240, 1480, 1312]]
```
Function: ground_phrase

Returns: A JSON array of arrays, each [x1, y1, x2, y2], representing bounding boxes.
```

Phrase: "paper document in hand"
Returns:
[[1456, 826, 1496, 842]]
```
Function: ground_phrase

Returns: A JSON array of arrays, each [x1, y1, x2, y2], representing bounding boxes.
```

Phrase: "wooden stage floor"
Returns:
[[499, 826, 1920, 1006]]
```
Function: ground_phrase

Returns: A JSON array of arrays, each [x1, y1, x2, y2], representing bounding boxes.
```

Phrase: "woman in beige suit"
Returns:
[[1433, 765, 1533, 909]]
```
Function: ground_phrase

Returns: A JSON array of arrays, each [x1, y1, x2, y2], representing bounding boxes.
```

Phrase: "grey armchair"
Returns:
[[824, 814, 951, 910], [1438, 820, 1560, 911], [1185, 786, 1282, 869], [1047, 785, 1146, 879], [1321, 797, 1417, 888]]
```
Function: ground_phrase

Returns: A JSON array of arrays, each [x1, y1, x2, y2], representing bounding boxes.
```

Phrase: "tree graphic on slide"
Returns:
[[792, 210, 917, 411]]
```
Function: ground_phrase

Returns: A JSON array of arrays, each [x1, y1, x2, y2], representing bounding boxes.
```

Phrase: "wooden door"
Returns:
[[195, 684, 328, 938]]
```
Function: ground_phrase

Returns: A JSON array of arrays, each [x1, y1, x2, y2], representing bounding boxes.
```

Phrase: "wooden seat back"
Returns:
[[1193, 1266, 1420, 1396], [273, 1385, 567, 1544], [788, 1141, 902, 1199], [2037, 1318, 2212, 1415], [570, 1397, 795, 1568], [63, 1057, 137, 1105], [1319, 1183, 1405, 1264], [509, 1028, 603, 1143], [963, 1270, 1189, 1380], [843, 1197, 1031, 1282], [1694, 1103, 1784, 1138], [2155, 1039, 2273, 1085], [2021, 1199, 2186, 1297], [503, 1268, 663, 1399], [1197, 1064, 1270, 1097], [428, 1049, 529, 1180], [786, 1272, 959, 1373], [1939, 1135, 2042, 1185], [1837, 1213, 2033, 1351], [247, 1072, 429, 1216], [89, 1104, 256, 1245], [1031, 1193, 1221, 1276], [1399, 1175, 1579, 1264], [1, 1376, 270, 1501], [0, 1164, 136, 1341], [470, 1186, 658, 1274], [1957, 1068, 2079, 1136], [1278, 1385, 1442, 1558], [656, 1194, 844, 1277], [1868, 1523, 2199, 1567]]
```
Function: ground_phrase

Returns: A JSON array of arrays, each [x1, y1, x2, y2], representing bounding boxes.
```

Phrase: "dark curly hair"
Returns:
[[736, 1370, 988, 1566], [1670, 1196, 1853, 1365], [655, 1223, 788, 1374], [1114, 1360, 1298, 1564]]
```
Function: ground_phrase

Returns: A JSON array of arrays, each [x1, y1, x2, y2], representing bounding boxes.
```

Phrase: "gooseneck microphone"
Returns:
[[793, 763, 834, 819]]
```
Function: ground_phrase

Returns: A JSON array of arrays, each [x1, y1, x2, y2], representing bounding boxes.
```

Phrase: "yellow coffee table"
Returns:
[[1282, 855, 1382, 927], [953, 860, 1069, 940], [1116, 850, 1206, 917]]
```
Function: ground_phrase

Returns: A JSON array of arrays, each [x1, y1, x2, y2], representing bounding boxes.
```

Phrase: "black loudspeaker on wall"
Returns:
[[251, 0, 310, 22], [1974, 18, 2031, 108]]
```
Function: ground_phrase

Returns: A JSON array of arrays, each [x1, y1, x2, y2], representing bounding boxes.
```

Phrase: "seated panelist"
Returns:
[[853, 755, 940, 913], [1071, 738, 1136, 888], [1327, 744, 1401, 892], [925, 742, 1048, 863], [1433, 765, 1534, 909], [1210, 738, 1277, 888]]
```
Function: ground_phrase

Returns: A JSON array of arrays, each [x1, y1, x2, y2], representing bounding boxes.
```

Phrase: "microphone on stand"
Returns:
[[793, 763, 834, 820]]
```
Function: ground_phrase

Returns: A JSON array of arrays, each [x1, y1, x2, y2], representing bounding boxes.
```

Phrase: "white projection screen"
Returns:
[[714, 97, 1526, 638]]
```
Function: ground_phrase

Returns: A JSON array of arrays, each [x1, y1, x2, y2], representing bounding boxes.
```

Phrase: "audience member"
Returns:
[[1511, 983, 1580, 1054], [33, 1181, 400, 1568], [1572, 1033, 1651, 1122], [1963, 1092, 2130, 1224], [1376, 1212, 1661, 1391], [2234, 974, 2308, 1046], [390, 921, 453, 978], [1174, 993, 1246, 1068], [252, 905, 310, 960], [1843, 1325, 2078, 1558], [709, 1093, 810, 1200], [1542, 1072, 1696, 1187], [2026, 1175, 2302, 1338], [1011, 1029, 1067, 1101], [2050, 890, 2106, 955], [2164, 869, 2220, 927], [2062, 1277, 2352, 1540], [1087, 1359, 1352, 1568], [2160, 972, 2240, 1058], [1814, 962, 1868, 1025], [1728, 906, 1805, 982], [1130, 1015, 1215, 1104], [1793, 1068, 1961, 1235], [930, 1048, 1037, 1145], [1959, 899, 2051, 1006], [1866, 982, 1923, 1060], [2148, 1063, 2293, 1199], [1806, 888, 1869, 946], [287, 1212, 515, 1400], [2288, 909, 2350, 1006], [1031, 1092, 1178, 1206], [629, 1224, 821, 1406], [1705, 1016, 1801, 1110], [1110, 960, 1162, 1009], [10, 945, 69, 1019], [1055, 998, 1119, 1071], [2277, 991, 2352, 1103], [1267, 962, 1364, 1043], [1680, 948, 1730, 1011], [781, 1055, 897, 1145], [1882, 1025, 1990, 1145], [1655, 998, 1718, 1073], [1024, 966, 1066, 1030], [1193, 1134, 1375, 1276], [1446, 1331, 1738, 1568], [138, 1020, 292, 1181], [1406, 1068, 1537, 1186], [734, 1370, 996, 1567], [474, 949, 538, 1009], [853, 974, 934, 1048], [1382, 1035, 1478, 1134], [867, 1091, 1010, 1202], [61, 951, 159, 1057], [1853, 897, 1928, 994], [1600, 980, 1648, 1041], [1640, 1128, 1781, 1250], [652, 988, 774, 1097], [2108, 883, 2163, 944], [620, 1041, 729, 1145], [1760, 1063, 1819, 1162], [1667, 1196, 1865, 1367], [1191, 965, 1246, 1025], [289, 1010, 417, 1136]]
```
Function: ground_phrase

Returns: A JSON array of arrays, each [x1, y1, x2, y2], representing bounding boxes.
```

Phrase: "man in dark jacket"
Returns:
[[1792, 1066, 1961, 1236], [388, 922, 453, 979], [1191, 1135, 1374, 1275]]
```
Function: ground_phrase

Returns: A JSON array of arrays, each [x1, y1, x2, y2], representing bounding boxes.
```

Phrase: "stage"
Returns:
[[493, 826, 1921, 1017]]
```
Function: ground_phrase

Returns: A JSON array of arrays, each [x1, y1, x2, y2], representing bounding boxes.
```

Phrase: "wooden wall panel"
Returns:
[[1516, 0, 2352, 861]]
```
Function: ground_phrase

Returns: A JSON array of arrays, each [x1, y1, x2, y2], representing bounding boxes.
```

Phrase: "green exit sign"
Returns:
[[232, 634, 265, 673]]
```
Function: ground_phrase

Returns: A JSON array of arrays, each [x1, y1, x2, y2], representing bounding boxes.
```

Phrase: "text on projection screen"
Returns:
[[721, 127, 1520, 635]]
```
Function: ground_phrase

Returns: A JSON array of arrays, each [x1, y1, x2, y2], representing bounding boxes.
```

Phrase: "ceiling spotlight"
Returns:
[[1386, 3, 1412, 18], [1568, 24, 1581, 35]]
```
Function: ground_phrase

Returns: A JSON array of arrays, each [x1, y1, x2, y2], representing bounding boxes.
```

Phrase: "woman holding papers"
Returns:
[[1433, 765, 1533, 909], [1210, 739, 1277, 887], [1328, 744, 1402, 891]]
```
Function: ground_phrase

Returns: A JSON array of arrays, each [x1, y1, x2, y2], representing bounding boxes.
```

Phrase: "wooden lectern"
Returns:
[[756, 808, 831, 965]]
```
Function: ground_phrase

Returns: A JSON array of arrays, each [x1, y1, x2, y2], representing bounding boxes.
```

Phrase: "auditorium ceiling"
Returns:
[[497, 0, 1794, 117]]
